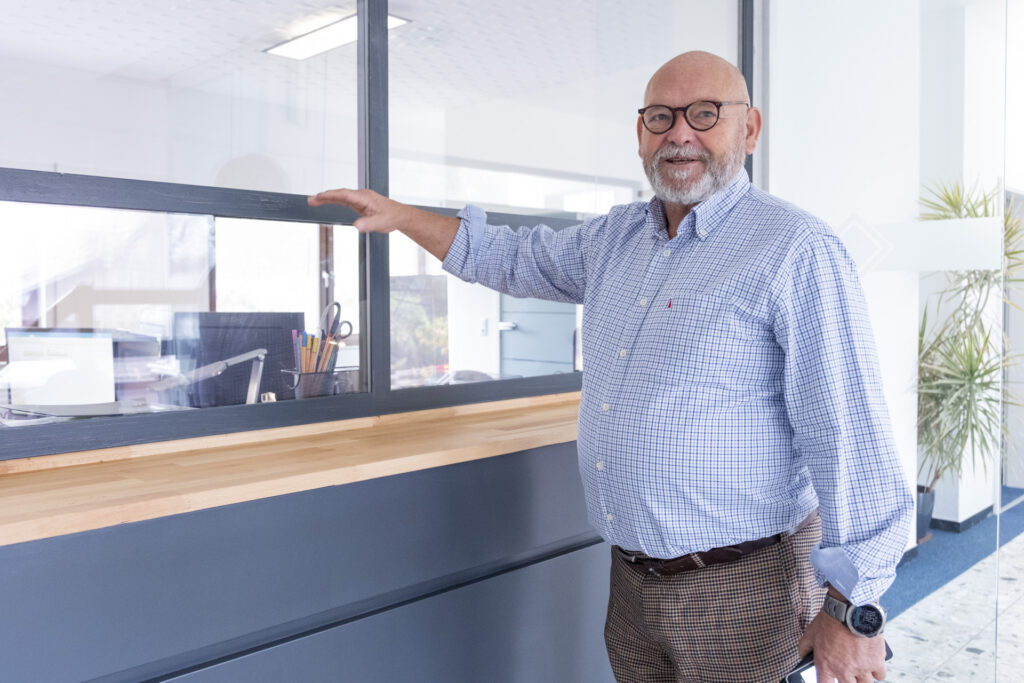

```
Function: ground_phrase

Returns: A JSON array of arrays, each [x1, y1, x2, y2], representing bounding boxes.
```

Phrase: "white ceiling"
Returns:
[[0, 0, 355, 80], [0, 0, 738, 111]]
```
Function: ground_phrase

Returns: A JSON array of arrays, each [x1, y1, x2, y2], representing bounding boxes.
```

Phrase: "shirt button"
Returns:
[[619, 349, 627, 358], [639, 298, 648, 307], [606, 513, 614, 522], [601, 403, 610, 411], [596, 461, 605, 471], [663, 249, 671, 257]]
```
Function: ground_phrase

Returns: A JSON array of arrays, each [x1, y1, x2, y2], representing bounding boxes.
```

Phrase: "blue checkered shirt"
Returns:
[[443, 171, 913, 604]]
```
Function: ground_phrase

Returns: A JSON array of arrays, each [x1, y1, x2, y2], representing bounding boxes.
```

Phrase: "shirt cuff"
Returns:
[[441, 204, 488, 279], [810, 545, 894, 605]]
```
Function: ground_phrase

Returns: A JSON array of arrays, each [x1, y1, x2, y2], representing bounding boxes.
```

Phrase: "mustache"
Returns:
[[653, 144, 710, 165]]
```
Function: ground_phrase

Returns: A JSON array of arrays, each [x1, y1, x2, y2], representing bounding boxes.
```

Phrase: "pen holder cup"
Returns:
[[282, 369, 354, 400]]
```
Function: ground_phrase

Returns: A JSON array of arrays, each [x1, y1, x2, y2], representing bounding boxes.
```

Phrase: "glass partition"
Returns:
[[768, 0, 1007, 679], [387, 0, 739, 388], [0, 2, 358, 195], [0, 1, 750, 453], [999, 1, 1024, 679], [0, 1, 364, 434], [0, 202, 363, 426]]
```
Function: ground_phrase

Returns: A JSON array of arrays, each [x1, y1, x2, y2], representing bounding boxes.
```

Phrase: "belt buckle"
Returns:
[[620, 548, 643, 565]]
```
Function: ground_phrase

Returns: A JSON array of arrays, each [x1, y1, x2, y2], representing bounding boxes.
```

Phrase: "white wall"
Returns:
[[920, 2, 966, 186], [446, 279, 500, 377]]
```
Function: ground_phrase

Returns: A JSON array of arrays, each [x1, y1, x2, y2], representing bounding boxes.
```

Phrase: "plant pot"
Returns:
[[917, 485, 936, 542]]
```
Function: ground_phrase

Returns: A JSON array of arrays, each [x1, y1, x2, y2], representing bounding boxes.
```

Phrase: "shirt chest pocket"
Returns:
[[640, 293, 773, 384]]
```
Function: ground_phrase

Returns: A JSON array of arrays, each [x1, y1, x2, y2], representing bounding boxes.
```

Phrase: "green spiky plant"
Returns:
[[917, 183, 1022, 492]]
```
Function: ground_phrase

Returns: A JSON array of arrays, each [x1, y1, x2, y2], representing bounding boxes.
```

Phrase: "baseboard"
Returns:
[[931, 505, 993, 533]]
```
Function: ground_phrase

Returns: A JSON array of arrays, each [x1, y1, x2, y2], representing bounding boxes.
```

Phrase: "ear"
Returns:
[[744, 107, 763, 155], [637, 115, 644, 156]]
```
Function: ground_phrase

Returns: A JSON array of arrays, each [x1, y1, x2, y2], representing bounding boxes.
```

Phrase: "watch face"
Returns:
[[850, 605, 885, 636]]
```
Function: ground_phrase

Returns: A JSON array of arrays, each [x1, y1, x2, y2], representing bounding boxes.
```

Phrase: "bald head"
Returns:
[[644, 51, 750, 106], [637, 51, 761, 222]]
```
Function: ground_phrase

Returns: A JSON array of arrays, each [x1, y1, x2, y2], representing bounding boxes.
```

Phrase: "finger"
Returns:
[[797, 635, 811, 658], [308, 188, 368, 210], [871, 665, 886, 682]]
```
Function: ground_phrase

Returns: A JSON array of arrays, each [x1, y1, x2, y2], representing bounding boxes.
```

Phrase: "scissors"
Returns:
[[319, 302, 353, 340]]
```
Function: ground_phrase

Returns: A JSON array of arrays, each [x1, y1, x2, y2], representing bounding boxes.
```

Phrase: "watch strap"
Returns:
[[822, 593, 850, 626]]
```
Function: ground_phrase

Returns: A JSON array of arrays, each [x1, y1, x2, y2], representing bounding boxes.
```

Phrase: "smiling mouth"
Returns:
[[664, 157, 702, 165]]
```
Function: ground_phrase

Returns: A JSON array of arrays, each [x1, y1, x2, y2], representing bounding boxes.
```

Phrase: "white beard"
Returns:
[[644, 140, 747, 205]]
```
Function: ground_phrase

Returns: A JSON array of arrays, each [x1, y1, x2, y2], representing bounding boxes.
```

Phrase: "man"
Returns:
[[310, 51, 913, 683]]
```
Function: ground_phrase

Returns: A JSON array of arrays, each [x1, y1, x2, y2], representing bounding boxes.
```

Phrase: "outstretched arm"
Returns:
[[308, 188, 460, 261]]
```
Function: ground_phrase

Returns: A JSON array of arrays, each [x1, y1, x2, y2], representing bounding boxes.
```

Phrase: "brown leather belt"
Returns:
[[615, 512, 817, 577]]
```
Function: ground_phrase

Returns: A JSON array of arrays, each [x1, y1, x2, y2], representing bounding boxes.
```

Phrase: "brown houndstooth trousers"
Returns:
[[604, 516, 826, 683]]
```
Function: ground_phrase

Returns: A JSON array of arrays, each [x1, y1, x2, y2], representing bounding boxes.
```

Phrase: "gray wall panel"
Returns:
[[0, 443, 597, 683], [170, 543, 614, 683]]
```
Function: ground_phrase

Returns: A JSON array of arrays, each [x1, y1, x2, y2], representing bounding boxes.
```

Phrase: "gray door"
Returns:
[[498, 294, 576, 378]]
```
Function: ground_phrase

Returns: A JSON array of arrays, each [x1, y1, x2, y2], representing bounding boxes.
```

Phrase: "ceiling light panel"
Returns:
[[266, 14, 407, 60]]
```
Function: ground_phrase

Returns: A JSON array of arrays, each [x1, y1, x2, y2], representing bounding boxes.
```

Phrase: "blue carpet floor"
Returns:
[[886, 486, 1024, 620]]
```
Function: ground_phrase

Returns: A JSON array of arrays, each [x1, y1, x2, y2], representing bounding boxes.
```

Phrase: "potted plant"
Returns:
[[915, 183, 1022, 540]]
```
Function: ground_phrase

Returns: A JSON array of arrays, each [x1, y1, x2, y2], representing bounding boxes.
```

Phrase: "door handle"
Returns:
[[497, 321, 518, 331]]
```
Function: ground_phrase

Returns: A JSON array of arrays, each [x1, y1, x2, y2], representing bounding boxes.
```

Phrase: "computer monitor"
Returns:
[[172, 312, 304, 407], [4, 328, 116, 405], [3, 327, 163, 404]]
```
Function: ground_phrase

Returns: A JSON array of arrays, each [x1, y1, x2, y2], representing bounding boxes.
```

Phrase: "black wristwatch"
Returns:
[[822, 593, 886, 638]]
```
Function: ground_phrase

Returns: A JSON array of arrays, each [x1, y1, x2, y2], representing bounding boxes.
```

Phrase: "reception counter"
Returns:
[[0, 392, 615, 682], [0, 393, 582, 545]]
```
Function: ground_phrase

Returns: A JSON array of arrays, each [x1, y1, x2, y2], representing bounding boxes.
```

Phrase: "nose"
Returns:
[[662, 113, 700, 147]]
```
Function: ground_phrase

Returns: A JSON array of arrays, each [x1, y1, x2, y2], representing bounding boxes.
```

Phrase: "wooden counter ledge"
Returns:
[[0, 392, 580, 547]]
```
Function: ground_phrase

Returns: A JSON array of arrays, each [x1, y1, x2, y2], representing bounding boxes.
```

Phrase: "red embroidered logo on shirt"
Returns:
[[667, 299, 672, 308]]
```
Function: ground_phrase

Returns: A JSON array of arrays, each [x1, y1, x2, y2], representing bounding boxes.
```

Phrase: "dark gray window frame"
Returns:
[[0, 0, 753, 459]]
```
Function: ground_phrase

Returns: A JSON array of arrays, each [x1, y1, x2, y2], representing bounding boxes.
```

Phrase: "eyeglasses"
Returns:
[[637, 100, 749, 134]]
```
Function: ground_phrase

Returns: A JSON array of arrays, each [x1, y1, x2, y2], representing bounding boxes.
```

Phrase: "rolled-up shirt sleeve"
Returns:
[[442, 204, 588, 304], [771, 228, 914, 605]]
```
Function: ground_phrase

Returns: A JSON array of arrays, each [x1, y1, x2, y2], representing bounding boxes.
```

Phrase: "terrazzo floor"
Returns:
[[882, 522, 1024, 681]]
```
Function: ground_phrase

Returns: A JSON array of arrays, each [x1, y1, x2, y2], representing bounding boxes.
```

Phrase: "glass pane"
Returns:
[[387, 0, 738, 388], [769, 1, 1006, 679], [0, 202, 363, 427], [389, 0, 737, 214], [1000, 1, 1024, 680], [0, 2, 357, 194]]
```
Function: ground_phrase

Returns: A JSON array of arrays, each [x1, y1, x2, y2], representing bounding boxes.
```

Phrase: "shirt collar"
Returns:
[[645, 169, 751, 241]]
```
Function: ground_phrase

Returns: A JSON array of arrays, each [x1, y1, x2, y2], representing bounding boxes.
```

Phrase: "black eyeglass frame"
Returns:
[[637, 100, 750, 134]]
